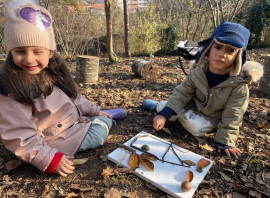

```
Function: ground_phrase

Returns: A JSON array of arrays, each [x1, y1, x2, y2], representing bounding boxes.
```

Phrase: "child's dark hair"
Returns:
[[0, 52, 78, 105]]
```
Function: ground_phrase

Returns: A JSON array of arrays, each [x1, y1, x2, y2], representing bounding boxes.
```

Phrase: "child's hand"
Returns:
[[153, 115, 166, 130], [218, 147, 242, 159], [55, 155, 75, 177], [98, 111, 112, 119]]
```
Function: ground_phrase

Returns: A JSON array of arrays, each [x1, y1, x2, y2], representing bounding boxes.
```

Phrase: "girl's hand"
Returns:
[[153, 115, 166, 130], [55, 155, 75, 177], [218, 147, 242, 159], [98, 111, 112, 119]]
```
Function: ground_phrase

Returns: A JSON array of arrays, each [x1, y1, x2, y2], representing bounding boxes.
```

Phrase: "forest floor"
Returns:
[[0, 48, 270, 198]]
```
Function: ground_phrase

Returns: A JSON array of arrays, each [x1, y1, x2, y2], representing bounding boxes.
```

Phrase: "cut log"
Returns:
[[131, 59, 158, 79], [75, 55, 99, 83], [259, 55, 270, 95]]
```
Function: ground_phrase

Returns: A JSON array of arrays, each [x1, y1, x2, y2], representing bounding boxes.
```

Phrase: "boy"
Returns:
[[153, 22, 264, 159]]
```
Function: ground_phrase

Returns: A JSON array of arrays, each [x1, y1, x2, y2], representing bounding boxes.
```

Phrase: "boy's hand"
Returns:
[[55, 155, 75, 177], [98, 111, 112, 119], [218, 147, 242, 159], [153, 115, 166, 130]]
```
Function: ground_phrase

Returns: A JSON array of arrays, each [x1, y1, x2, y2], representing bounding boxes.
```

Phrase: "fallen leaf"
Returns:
[[70, 184, 94, 192], [255, 173, 265, 185], [128, 154, 140, 168], [101, 166, 136, 180], [196, 158, 211, 172], [187, 170, 194, 182], [200, 144, 213, 152], [218, 171, 232, 182], [249, 190, 261, 198], [139, 158, 154, 171], [257, 124, 267, 129], [255, 134, 270, 140], [5, 159, 24, 171], [182, 160, 196, 166], [101, 166, 114, 180], [72, 158, 89, 165], [139, 153, 157, 161], [263, 173, 270, 179], [104, 188, 121, 198]]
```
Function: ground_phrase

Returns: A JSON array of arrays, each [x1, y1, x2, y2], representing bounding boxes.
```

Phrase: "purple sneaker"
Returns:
[[104, 108, 127, 120]]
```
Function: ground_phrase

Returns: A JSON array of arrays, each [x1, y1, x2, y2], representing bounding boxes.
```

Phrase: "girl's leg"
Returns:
[[77, 116, 112, 152]]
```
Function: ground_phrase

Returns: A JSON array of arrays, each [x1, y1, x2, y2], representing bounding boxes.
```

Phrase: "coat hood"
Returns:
[[188, 60, 264, 83]]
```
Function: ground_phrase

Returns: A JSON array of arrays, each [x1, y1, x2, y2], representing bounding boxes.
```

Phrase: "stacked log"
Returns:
[[131, 59, 159, 79]]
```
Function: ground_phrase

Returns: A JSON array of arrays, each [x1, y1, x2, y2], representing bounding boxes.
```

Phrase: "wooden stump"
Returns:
[[259, 55, 270, 95], [131, 59, 158, 79], [76, 55, 99, 83]]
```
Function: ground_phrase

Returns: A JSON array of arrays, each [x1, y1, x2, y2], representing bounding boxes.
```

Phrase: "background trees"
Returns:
[[0, 0, 269, 58]]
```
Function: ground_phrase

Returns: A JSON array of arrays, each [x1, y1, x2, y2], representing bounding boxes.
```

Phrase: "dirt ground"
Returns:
[[0, 49, 270, 198]]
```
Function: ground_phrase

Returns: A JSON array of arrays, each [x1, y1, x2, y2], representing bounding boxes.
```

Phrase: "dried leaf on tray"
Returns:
[[128, 154, 140, 168], [140, 158, 154, 171], [139, 153, 157, 161], [196, 158, 211, 173], [187, 170, 194, 182], [182, 160, 196, 166]]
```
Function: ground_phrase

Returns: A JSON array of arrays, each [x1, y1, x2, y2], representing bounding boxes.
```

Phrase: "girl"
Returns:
[[0, 0, 112, 176], [153, 22, 264, 159]]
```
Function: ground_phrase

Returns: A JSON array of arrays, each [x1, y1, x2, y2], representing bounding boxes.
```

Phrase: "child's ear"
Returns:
[[49, 51, 55, 58]]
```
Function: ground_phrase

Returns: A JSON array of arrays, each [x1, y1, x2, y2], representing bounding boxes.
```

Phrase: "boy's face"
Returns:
[[208, 42, 240, 74], [11, 46, 54, 75]]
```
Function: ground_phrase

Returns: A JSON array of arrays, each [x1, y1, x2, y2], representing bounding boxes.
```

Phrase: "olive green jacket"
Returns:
[[166, 61, 264, 147]]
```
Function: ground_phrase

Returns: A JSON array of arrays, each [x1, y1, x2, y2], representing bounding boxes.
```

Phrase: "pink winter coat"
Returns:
[[0, 86, 100, 171]]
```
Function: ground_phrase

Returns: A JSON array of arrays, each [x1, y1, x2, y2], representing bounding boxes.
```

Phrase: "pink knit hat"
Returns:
[[4, 0, 56, 51]]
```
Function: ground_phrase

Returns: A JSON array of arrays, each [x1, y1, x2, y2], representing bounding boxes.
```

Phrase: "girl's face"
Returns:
[[10, 46, 54, 75], [208, 42, 239, 74]]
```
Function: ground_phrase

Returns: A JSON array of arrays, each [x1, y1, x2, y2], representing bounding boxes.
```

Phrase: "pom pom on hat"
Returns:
[[196, 22, 250, 76], [4, 0, 56, 51]]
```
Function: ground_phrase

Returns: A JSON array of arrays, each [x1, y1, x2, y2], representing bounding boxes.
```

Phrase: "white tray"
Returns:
[[107, 131, 213, 198]]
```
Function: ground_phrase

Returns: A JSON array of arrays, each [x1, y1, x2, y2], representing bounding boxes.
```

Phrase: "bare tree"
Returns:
[[207, 0, 245, 28], [123, 0, 131, 57], [104, 0, 116, 62]]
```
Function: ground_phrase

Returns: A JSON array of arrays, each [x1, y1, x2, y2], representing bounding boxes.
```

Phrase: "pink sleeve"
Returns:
[[73, 93, 100, 117], [0, 95, 57, 172]]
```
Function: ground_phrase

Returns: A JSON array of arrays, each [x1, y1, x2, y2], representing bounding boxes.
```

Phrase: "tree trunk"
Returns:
[[123, 0, 131, 57], [104, 0, 116, 62], [0, 58, 5, 73], [259, 55, 270, 95]]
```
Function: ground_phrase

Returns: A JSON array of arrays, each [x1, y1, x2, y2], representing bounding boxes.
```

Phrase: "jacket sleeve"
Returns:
[[166, 73, 196, 115], [0, 95, 57, 172], [73, 93, 100, 117], [214, 83, 249, 147]]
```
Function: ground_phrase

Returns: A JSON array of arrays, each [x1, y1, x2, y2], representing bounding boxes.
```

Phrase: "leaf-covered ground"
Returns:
[[0, 49, 270, 198]]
